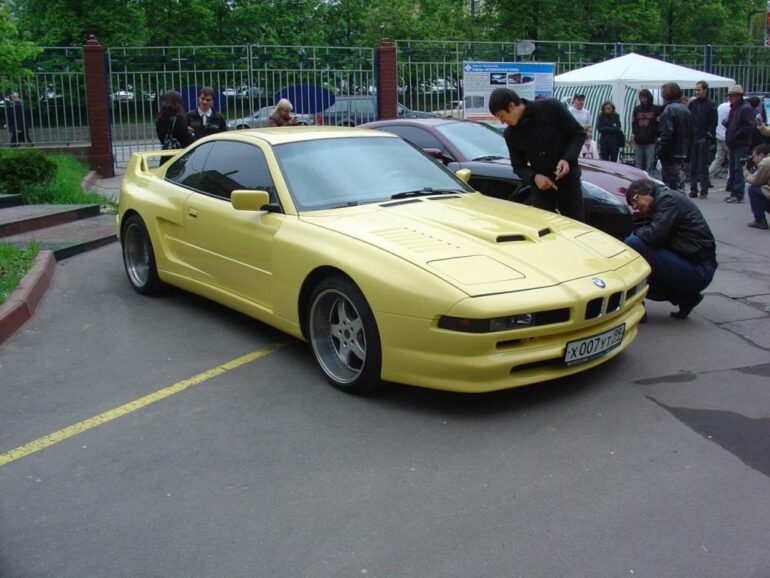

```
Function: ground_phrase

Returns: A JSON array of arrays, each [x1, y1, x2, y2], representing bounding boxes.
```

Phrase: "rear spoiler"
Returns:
[[127, 150, 179, 178]]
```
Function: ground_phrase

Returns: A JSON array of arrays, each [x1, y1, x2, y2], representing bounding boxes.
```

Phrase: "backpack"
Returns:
[[162, 116, 181, 150]]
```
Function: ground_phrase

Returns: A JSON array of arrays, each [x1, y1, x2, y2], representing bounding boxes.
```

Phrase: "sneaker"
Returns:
[[724, 196, 744, 203], [670, 293, 703, 319], [747, 220, 769, 229]]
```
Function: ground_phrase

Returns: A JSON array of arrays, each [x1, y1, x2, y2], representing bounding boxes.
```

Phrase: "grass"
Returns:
[[0, 242, 39, 305], [24, 155, 106, 205]]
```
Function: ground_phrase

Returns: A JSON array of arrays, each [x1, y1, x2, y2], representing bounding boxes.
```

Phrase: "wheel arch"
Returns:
[[297, 265, 355, 340]]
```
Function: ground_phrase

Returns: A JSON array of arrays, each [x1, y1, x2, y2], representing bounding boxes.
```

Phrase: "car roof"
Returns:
[[211, 126, 395, 146], [361, 118, 461, 129]]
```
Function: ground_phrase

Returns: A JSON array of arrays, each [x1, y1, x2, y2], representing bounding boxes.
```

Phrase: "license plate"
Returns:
[[564, 324, 625, 366]]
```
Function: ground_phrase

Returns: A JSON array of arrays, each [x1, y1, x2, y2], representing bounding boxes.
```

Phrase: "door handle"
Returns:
[[187, 208, 198, 218]]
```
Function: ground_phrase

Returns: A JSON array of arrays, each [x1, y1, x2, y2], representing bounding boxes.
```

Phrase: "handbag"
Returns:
[[162, 116, 181, 150]]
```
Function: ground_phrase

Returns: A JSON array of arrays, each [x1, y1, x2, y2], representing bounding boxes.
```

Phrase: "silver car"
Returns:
[[227, 106, 316, 130]]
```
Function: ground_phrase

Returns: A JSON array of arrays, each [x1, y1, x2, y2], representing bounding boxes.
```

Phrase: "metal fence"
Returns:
[[0, 47, 88, 147], [107, 44, 375, 167]]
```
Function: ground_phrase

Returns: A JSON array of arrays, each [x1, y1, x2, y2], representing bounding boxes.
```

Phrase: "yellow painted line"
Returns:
[[0, 343, 286, 468]]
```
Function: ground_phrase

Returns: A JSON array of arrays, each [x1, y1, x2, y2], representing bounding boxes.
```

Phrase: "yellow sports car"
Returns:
[[117, 127, 649, 394]]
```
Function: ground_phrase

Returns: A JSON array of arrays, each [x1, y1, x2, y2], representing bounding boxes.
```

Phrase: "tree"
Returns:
[[0, 5, 42, 93]]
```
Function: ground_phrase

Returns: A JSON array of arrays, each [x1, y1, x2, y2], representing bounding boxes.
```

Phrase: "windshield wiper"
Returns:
[[471, 155, 506, 161], [390, 187, 464, 199]]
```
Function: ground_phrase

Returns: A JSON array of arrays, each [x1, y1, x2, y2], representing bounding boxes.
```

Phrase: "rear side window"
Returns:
[[377, 125, 443, 151], [167, 140, 276, 201], [165, 142, 214, 190]]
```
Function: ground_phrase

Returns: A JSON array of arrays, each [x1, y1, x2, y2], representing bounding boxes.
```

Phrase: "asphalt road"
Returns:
[[1, 195, 769, 577]]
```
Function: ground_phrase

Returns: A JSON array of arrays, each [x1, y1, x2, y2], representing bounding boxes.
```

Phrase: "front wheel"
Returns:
[[308, 276, 383, 394], [121, 214, 162, 295]]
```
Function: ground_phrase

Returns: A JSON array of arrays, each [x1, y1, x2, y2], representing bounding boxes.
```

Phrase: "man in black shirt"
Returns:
[[625, 179, 717, 319], [687, 81, 718, 198], [187, 87, 228, 142], [488, 88, 585, 221]]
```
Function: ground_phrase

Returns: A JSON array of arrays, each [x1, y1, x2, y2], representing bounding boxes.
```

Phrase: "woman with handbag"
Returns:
[[155, 91, 193, 165], [597, 100, 625, 163]]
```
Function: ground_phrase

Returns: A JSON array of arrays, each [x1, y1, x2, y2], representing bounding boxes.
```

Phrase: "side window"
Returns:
[[378, 126, 444, 152], [171, 140, 276, 202], [353, 98, 375, 114], [166, 142, 214, 190]]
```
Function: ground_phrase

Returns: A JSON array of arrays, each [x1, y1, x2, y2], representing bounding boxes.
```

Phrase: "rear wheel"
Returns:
[[121, 214, 162, 295], [308, 276, 383, 394]]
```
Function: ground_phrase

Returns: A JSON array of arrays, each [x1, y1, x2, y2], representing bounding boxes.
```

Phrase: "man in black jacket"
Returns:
[[724, 85, 757, 203], [656, 82, 693, 192], [6, 92, 27, 146], [631, 88, 659, 177], [625, 179, 717, 319], [488, 87, 585, 221], [687, 81, 718, 199], [187, 87, 228, 142]]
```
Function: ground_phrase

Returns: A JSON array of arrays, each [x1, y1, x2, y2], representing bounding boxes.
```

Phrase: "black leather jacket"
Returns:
[[656, 101, 692, 161], [635, 185, 717, 264], [186, 108, 228, 141]]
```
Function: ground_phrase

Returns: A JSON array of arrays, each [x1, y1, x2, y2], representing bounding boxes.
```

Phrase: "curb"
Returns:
[[0, 250, 56, 344], [81, 170, 100, 193]]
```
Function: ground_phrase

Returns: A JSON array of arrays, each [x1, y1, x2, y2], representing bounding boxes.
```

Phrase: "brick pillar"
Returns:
[[83, 35, 114, 177], [377, 38, 398, 121]]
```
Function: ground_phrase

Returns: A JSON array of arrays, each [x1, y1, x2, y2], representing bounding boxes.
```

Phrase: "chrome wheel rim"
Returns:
[[309, 289, 366, 384], [123, 223, 150, 288]]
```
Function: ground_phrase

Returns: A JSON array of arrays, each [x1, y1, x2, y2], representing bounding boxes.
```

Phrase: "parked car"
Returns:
[[118, 127, 649, 394], [317, 95, 434, 126], [361, 118, 644, 239], [228, 106, 316, 130], [432, 99, 464, 119], [111, 88, 135, 102]]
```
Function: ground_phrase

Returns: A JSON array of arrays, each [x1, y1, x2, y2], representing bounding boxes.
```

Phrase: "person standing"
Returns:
[[724, 85, 756, 204], [155, 91, 194, 165], [743, 143, 770, 229], [568, 94, 591, 132], [687, 80, 718, 199], [267, 99, 299, 127], [708, 100, 731, 185], [625, 179, 717, 320], [596, 100, 624, 162], [579, 125, 599, 159], [6, 92, 27, 146], [488, 87, 585, 221], [631, 88, 659, 177], [187, 87, 227, 142], [656, 82, 693, 192]]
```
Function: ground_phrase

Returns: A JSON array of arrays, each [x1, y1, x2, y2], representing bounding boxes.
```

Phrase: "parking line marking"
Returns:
[[0, 343, 286, 468]]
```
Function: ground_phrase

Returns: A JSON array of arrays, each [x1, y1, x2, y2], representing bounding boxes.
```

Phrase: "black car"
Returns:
[[319, 96, 435, 126]]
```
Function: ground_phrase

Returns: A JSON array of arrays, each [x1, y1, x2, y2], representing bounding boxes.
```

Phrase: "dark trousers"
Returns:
[[532, 169, 584, 222], [600, 141, 620, 162], [728, 145, 749, 200], [689, 138, 710, 194], [625, 235, 716, 306], [748, 185, 770, 224], [660, 159, 686, 192]]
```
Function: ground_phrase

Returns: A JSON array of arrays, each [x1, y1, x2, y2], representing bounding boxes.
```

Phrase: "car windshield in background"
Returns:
[[274, 136, 470, 211], [435, 121, 510, 161]]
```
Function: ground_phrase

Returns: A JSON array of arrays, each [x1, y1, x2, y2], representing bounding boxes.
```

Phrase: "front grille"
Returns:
[[606, 291, 623, 313], [626, 286, 638, 300], [585, 297, 604, 319]]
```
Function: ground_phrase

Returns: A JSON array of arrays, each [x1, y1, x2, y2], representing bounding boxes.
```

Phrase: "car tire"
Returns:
[[308, 276, 383, 394], [236, 124, 249, 130], [121, 214, 162, 295]]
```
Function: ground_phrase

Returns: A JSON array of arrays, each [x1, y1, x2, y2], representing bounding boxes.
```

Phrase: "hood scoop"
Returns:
[[496, 228, 552, 243]]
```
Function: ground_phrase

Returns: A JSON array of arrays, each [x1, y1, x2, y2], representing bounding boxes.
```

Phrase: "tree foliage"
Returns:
[[0, 5, 42, 79], [7, 0, 768, 47]]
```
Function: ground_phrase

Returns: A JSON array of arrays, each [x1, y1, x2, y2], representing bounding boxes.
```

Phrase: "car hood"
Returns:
[[300, 193, 638, 297]]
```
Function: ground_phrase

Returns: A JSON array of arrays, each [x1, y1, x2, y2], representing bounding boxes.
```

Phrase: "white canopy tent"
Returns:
[[554, 52, 735, 122]]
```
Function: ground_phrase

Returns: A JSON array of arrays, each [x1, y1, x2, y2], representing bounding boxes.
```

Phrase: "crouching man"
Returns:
[[625, 179, 718, 319]]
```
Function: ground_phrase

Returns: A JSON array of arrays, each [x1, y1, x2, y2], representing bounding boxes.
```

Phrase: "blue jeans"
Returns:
[[728, 146, 749, 200], [635, 143, 656, 176], [748, 185, 770, 224], [625, 235, 716, 306]]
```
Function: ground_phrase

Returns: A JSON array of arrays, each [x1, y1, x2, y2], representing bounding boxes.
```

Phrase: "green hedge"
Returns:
[[0, 149, 56, 195]]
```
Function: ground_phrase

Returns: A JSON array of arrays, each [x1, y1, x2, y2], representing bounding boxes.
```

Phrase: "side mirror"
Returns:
[[231, 190, 271, 211], [455, 168, 471, 183]]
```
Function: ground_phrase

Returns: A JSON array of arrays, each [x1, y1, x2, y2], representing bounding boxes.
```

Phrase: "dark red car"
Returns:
[[361, 118, 648, 239]]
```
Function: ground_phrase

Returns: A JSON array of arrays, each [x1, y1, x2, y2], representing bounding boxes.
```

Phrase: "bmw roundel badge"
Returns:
[[592, 277, 606, 288]]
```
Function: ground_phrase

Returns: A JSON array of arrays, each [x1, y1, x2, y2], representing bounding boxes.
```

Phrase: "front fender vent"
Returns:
[[538, 228, 553, 237]]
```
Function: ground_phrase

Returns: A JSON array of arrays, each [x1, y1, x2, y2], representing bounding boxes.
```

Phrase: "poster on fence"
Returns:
[[461, 61, 555, 122]]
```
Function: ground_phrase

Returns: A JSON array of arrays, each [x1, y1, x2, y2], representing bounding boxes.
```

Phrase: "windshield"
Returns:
[[435, 121, 510, 161], [274, 136, 471, 211]]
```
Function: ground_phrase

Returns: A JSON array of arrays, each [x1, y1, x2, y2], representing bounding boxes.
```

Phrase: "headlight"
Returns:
[[582, 181, 625, 207], [438, 308, 570, 333]]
